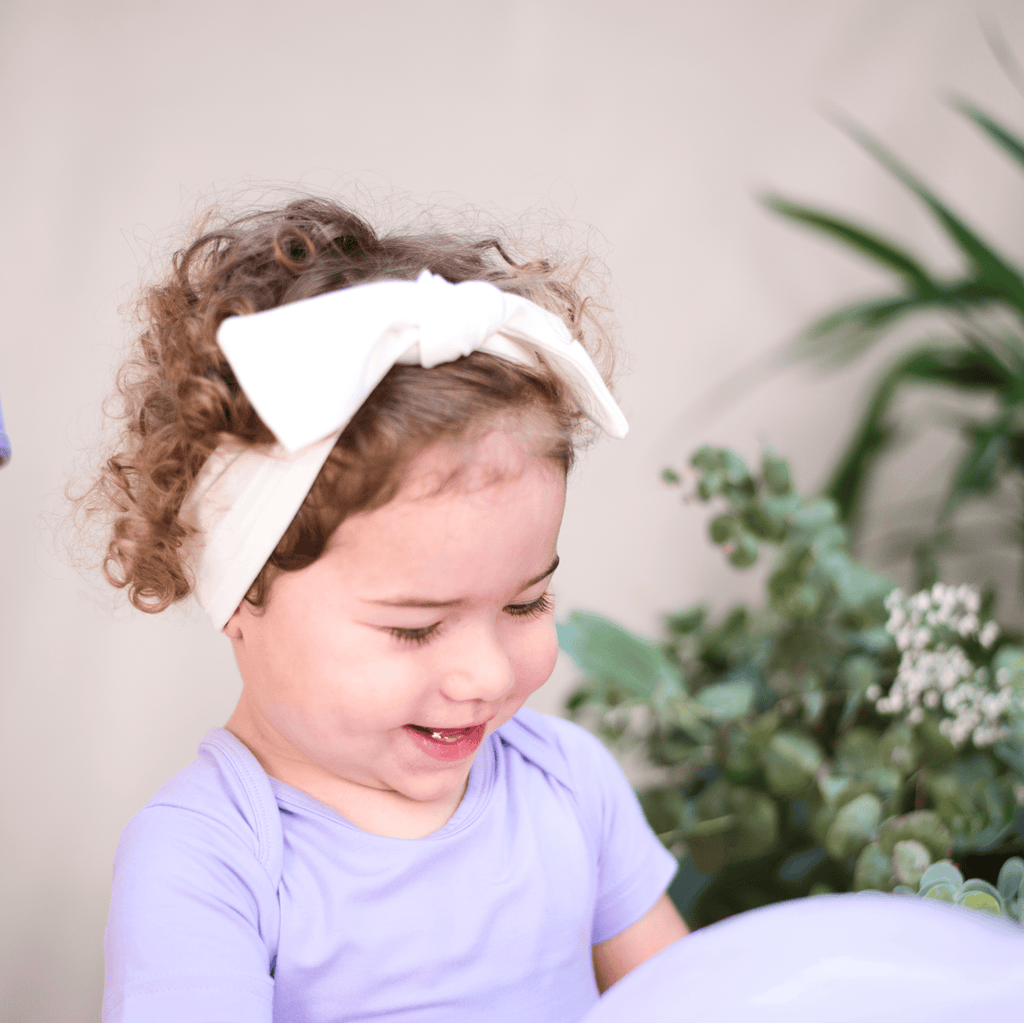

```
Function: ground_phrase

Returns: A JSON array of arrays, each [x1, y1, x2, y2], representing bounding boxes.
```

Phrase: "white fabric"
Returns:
[[180, 271, 627, 628]]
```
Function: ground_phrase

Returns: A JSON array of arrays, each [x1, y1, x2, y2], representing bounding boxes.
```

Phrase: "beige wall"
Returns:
[[3, 0, 1024, 1017]]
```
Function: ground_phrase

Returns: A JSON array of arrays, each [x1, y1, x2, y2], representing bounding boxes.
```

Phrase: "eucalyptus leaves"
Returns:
[[559, 445, 1024, 929], [895, 856, 1024, 922]]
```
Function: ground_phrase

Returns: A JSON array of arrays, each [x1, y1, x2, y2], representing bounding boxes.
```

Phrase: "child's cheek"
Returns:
[[521, 627, 560, 695]]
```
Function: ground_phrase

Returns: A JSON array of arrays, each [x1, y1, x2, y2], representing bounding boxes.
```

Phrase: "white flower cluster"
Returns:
[[866, 584, 1010, 748]]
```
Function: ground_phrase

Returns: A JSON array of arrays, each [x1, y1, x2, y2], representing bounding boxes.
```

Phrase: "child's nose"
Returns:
[[440, 625, 516, 705]]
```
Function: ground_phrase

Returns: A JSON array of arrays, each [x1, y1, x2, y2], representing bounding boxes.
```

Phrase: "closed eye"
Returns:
[[504, 592, 554, 618], [386, 592, 554, 647], [386, 624, 439, 647]]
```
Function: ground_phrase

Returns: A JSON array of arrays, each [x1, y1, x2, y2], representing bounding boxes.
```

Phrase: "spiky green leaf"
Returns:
[[763, 195, 938, 291], [956, 99, 1024, 172], [823, 345, 1016, 526], [941, 425, 1009, 520], [846, 123, 1024, 317]]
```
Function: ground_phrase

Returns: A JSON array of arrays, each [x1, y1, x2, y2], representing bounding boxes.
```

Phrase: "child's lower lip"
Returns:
[[402, 723, 486, 761]]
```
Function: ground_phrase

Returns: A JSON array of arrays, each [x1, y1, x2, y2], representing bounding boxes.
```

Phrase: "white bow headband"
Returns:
[[180, 270, 628, 629]]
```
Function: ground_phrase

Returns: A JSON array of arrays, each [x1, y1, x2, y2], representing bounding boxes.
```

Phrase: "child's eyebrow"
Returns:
[[366, 555, 560, 608]]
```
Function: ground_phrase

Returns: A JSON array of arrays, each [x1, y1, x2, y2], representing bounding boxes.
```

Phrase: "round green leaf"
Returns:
[[877, 810, 953, 860], [922, 882, 957, 902], [556, 610, 678, 700], [801, 689, 826, 725], [698, 472, 722, 501], [891, 839, 931, 888], [997, 856, 1024, 904], [763, 491, 800, 521], [812, 523, 848, 551], [957, 890, 1003, 917], [740, 504, 782, 540], [835, 728, 881, 778], [666, 606, 706, 635], [722, 449, 751, 485], [784, 584, 820, 617], [709, 514, 735, 545], [854, 840, 894, 891], [690, 445, 721, 473], [864, 766, 902, 800], [728, 786, 779, 860], [816, 772, 854, 807], [840, 655, 878, 692], [993, 646, 1024, 685], [826, 793, 882, 861], [790, 499, 838, 531], [919, 861, 964, 893], [817, 549, 892, 609], [696, 679, 755, 722], [959, 878, 1005, 913], [878, 721, 920, 774], [728, 531, 759, 568], [673, 697, 716, 744], [695, 777, 731, 821], [763, 732, 826, 797]]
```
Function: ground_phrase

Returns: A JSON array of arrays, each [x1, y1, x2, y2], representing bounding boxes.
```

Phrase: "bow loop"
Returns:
[[217, 270, 625, 455]]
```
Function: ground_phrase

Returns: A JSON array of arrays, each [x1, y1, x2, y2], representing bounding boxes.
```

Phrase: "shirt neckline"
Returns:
[[257, 731, 499, 841]]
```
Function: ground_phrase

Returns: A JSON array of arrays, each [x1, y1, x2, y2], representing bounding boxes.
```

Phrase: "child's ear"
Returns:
[[222, 604, 244, 638]]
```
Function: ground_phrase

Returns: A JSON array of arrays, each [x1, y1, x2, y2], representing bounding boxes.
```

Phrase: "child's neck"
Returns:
[[223, 709, 472, 840]]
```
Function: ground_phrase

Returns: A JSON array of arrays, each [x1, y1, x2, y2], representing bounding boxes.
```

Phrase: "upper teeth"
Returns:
[[416, 726, 466, 742]]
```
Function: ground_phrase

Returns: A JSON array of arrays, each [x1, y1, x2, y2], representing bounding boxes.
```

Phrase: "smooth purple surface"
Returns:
[[582, 891, 1024, 1023], [103, 706, 678, 1022]]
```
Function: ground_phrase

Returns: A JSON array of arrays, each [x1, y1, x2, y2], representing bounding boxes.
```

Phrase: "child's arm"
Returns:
[[591, 892, 690, 995]]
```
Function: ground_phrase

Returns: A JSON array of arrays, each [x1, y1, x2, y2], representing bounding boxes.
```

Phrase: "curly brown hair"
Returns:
[[67, 195, 620, 618]]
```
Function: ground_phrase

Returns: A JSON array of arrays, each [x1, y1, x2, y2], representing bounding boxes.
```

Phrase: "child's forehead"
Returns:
[[325, 433, 565, 559], [399, 428, 552, 500]]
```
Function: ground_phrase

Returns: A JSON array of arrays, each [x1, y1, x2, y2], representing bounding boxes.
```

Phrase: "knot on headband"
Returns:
[[398, 272, 520, 368], [181, 270, 627, 629]]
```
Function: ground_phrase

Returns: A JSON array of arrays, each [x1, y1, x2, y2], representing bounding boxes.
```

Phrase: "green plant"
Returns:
[[883, 855, 1024, 923], [558, 446, 1024, 929], [762, 101, 1024, 592]]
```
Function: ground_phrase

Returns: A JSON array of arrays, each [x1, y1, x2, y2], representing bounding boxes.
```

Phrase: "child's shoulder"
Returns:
[[497, 706, 623, 791], [116, 729, 281, 886]]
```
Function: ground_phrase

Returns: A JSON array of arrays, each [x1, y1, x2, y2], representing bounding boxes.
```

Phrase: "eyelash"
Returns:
[[386, 593, 554, 647]]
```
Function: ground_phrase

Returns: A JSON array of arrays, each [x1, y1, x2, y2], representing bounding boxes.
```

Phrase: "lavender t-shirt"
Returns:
[[103, 706, 678, 1022]]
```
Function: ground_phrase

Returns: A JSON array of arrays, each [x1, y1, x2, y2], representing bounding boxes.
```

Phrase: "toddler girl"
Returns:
[[85, 195, 688, 1022]]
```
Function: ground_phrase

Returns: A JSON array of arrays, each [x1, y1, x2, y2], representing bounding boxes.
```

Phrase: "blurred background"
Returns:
[[4, 0, 1024, 1018]]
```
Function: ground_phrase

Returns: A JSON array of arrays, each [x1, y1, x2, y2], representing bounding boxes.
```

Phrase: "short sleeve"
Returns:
[[553, 719, 679, 945], [103, 804, 279, 1023]]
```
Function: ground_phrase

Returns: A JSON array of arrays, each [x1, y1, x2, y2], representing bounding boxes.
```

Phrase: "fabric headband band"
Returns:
[[179, 269, 628, 629]]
